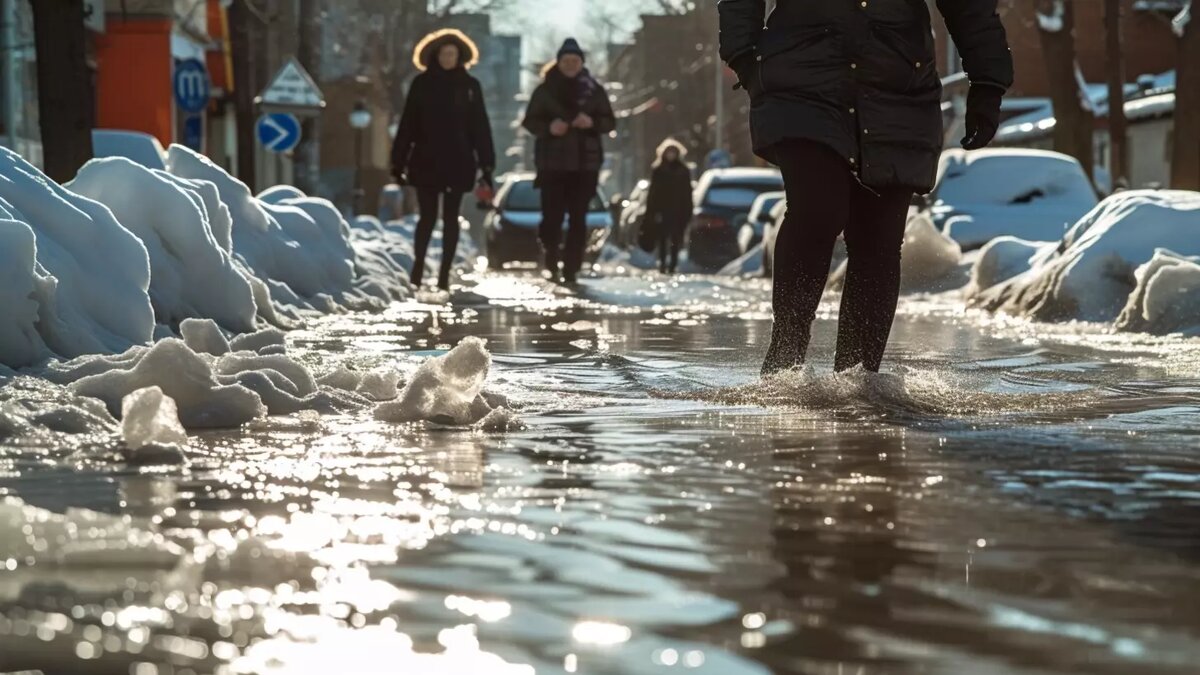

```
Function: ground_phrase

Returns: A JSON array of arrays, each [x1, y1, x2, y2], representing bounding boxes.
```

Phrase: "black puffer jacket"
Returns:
[[719, 0, 1012, 193], [392, 29, 495, 192], [521, 67, 616, 175]]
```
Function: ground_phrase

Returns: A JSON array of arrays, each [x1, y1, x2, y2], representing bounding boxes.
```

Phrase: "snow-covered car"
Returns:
[[483, 173, 612, 268], [737, 191, 786, 255], [92, 130, 167, 170], [926, 148, 1099, 250], [686, 167, 784, 270]]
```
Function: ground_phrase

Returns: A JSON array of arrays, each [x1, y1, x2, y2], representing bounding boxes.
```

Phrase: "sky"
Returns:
[[490, 0, 660, 65]]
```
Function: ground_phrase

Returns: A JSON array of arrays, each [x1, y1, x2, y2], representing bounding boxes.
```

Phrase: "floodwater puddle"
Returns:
[[3, 270, 1200, 674]]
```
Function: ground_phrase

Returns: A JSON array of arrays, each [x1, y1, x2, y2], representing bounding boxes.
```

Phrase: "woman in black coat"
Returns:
[[521, 38, 616, 284], [392, 29, 496, 291], [644, 139, 693, 274], [719, 0, 1012, 374]]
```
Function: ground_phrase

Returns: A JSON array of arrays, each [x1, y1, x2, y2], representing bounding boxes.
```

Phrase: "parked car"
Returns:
[[761, 198, 787, 277], [686, 168, 783, 270], [483, 173, 613, 269], [737, 191, 786, 255], [925, 148, 1099, 250]]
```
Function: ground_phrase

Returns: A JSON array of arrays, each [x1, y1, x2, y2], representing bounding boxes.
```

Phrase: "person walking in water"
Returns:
[[719, 0, 1011, 374], [521, 38, 616, 284], [392, 28, 495, 291], [644, 139, 693, 275]]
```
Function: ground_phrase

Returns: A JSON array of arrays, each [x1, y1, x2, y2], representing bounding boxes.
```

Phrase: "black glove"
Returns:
[[728, 52, 761, 99], [961, 85, 1003, 150]]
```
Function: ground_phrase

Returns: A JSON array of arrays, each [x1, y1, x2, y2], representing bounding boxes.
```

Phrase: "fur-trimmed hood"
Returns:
[[412, 28, 479, 72], [653, 138, 688, 167]]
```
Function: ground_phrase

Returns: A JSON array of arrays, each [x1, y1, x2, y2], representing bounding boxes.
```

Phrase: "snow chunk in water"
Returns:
[[1116, 249, 1200, 335], [375, 337, 494, 425], [0, 146, 154, 363], [968, 236, 1057, 297], [71, 339, 266, 428], [972, 190, 1200, 323], [121, 385, 189, 449], [68, 157, 258, 332]]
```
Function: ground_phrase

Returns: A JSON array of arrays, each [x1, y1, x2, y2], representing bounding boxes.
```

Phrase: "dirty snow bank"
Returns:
[[969, 190, 1200, 332]]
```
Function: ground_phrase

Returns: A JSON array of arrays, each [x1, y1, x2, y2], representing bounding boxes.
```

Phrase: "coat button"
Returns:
[[849, 107, 856, 114], [860, 1, 867, 6], [850, 63, 857, 69], [915, 61, 922, 67], [757, 55, 763, 61], [849, 157, 857, 164], [863, 129, 869, 134]]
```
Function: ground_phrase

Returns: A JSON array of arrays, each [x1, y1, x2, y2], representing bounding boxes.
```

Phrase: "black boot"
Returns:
[[544, 251, 561, 282], [760, 327, 804, 376]]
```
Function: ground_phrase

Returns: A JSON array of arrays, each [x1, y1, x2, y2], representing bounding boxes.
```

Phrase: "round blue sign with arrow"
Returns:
[[173, 59, 210, 114], [256, 113, 302, 153]]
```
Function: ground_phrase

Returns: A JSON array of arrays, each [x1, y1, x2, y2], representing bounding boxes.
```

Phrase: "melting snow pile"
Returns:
[[0, 147, 154, 367], [120, 386, 189, 450], [969, 190, 1200, 332], [375, 337, 511, 426]]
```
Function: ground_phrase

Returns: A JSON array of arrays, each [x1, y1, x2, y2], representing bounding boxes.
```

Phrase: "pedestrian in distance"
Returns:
[[644, 139, 693, 275], [391, 28, 496, 292], [521, 38, 616, 284], [719, 0, 1012, 375]]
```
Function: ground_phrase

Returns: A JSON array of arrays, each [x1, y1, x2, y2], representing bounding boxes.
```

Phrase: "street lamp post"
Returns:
[[349, 99, 372, 215]]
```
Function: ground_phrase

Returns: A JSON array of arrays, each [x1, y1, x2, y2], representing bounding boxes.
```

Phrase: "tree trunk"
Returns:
[[295, 0, 320, 195], [1103, 0, 1127, 187], [29, 0, 93, 183], [229, 0, 257, 191], [1172, 2, 1200, 190], [1035, 0, 1094, 179]]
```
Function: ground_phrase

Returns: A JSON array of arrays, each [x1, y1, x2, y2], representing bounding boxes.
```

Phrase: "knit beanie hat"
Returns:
[[557, 38, 585, 62]]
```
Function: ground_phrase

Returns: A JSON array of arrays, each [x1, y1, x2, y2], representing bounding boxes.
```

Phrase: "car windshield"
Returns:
[[704, 182, 783, 209], [504, 180, 605, 211]]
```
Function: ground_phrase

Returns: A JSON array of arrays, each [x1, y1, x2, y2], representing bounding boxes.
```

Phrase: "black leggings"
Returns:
[[539, 170, 599, 278], [412, 187, 464, 289], [657, 222, 683, 273], [766, 140, 912, 374]]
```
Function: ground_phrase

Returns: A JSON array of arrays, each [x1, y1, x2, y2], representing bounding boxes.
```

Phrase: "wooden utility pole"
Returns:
[[1034, 0, 1094, 179], [229, 0, 258, 191], [29, 0, 94, 183], [1103, 0, 1127, 188], [1171, 1, 1199, 190]]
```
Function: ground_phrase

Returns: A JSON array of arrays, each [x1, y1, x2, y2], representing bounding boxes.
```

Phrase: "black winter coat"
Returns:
[[645, 161, 693, 234], [392, 67, 496, 192], [719, 0, 1012, 193], [521, 68, 616, 176]]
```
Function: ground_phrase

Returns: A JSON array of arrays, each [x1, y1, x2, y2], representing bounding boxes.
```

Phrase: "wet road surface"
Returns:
[[3, 270, 1200, 674]]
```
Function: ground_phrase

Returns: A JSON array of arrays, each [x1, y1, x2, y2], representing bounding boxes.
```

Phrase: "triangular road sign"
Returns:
[[256, 57, 325, 113]]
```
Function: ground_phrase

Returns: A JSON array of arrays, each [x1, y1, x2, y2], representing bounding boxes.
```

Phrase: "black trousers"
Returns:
[[539, 170, 599, 279], [412, 187, 464, 290], [766, 139, 912, 374], [657, 220, 684, 273]]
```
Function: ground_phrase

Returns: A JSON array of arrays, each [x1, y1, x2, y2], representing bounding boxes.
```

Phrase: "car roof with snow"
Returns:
[[934, 148, 1097, 206]]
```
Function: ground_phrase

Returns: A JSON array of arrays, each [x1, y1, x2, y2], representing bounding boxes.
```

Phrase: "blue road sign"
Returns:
[[173, 59, 210, 114], [256, 113, 302, 153], [182, 114, 204, 151]]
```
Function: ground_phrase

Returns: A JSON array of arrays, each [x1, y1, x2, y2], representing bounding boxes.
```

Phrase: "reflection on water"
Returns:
[[3, 272, 1200, 674]]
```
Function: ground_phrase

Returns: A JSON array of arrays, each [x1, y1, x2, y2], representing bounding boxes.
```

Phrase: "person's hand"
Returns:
[[572, 113, 594, 129], [729, 52, 762, 99], [550, 119, 570, 136], [961, 85, 1003, 150]]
